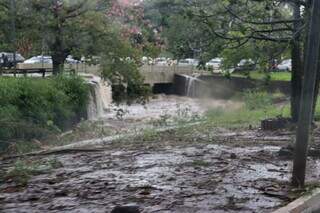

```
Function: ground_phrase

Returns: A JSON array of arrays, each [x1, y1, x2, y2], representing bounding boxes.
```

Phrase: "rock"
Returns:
[[261, 117, 291, 131], [230, 153, 237, 159], [278, 146, 294, 157], [110, 205, 141, 213]]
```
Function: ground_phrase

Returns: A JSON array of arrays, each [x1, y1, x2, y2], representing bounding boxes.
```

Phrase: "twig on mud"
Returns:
[[180, 191, 216, 198], [250, 156, 281, 167], [263, 191, 291, 201], [236, 164, 256, 171], [215, 165, 233, 173], [149, 208, 171, 213]]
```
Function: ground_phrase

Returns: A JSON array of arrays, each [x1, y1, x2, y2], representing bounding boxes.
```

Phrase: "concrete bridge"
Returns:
[[139, 65, 209, 85]]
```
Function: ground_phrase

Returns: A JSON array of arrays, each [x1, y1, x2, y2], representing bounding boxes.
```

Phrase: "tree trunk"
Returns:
[[51, 36, 66, 75], [311, 53, 320, 119], [52, 5, 65, 75], [52, 54, 65, 75], [290, 3, 303, 123], [292, 0, 320, 187]]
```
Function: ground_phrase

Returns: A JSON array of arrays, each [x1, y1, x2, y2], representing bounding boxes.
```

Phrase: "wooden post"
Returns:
[[41, 69, 45, 78], [292, 0, 320, 187]]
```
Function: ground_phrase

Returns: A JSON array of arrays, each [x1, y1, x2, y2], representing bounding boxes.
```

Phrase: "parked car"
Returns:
[[0, 52, 25, 67], [178, 58, 199, 67], [155, 57, 168, 66], [276, 59, 292, 71], [142, 56, 154, 65], [234, 59, 256, 72], [66, 55, 81, 64], [24, 55, 80, 64], [23, 55, 52, 64], [206, 58, 222, 70]]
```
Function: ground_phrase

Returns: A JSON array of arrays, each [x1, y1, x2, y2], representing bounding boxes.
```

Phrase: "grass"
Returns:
[[3, 158, 63, 186], [205, 106, 289, 128], [190, 160, 211, 167], [205, 90, 290, 129], [232, 71, 291, 81]]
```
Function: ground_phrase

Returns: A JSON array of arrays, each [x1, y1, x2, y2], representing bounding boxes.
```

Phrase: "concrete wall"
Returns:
[[174, 74, 291, 99], [140, 65, 209, 85], [199, 75, 291, 96]]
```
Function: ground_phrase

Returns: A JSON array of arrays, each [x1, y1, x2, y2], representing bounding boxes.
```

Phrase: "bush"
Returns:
[[0, 76, 89, 145], [103, 59, 151, 104], [243, 90, 273, 110]]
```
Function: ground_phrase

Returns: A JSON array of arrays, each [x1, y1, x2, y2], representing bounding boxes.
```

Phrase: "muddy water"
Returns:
[[104, 95, 242, 121], [1, 139, 320, 213]]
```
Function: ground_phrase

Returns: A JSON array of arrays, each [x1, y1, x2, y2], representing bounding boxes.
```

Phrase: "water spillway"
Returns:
[[82, 74, 112, 120], [173, 74, 208, 97]]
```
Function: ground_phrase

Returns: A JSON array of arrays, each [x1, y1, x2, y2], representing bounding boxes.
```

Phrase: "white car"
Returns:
[[178, 58, 199, 67], [206, 58, 222, 70], [276, 59, 292, 71], [155, 57, 168, 66], [66, 56, 81, 64], [23, 56, 52, 64], [24, 55, 80, 64]]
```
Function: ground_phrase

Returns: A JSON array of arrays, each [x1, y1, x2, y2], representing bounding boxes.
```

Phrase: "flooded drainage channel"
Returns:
[[1, 139, 320, 213]]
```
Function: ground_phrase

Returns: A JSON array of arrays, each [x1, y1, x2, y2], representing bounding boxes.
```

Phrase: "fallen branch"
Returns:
[[250, 156, 281, 167], [180, 191, 216, 198], [1, 148, 106, 160], [215, 165, 233, 173]]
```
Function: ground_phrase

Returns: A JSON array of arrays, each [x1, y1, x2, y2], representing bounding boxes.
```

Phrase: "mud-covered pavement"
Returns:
[[1, 130, 320, 213], [1, 96, 319, 213]]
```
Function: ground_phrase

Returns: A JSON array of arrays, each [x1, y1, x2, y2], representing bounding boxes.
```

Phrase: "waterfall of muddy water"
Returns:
[[183, 74, 207, 97], [82, 74, 112, 120]]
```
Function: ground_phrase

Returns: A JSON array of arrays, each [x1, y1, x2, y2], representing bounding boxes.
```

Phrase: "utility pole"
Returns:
[[292, 0, 320, 187]]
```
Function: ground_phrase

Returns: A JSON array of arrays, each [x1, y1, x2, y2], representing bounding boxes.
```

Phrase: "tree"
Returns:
[[0, 1, 10, 51], [25, 0, 102, 75], [292, 0, 320, 187], [1, 0, 112, 75], [145, 0, 309, 122], [1, 0, 154, 102]]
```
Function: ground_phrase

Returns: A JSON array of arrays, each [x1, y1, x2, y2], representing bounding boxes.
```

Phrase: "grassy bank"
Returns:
[[232, 71, 291, 81], [0, 76, 89, 152]]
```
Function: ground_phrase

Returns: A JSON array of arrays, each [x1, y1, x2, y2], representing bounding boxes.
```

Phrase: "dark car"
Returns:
[[234, 59, 256, 72], [0, 52, 25, 68]]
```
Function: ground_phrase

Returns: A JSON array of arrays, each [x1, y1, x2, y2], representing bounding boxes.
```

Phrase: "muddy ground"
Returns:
[[1, 128, 320, 213], [1, 96, 320, 213]]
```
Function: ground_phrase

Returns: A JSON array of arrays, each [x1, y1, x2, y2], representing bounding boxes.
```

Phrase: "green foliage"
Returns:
[[190, 160, 211, 167], [313, 98, 320, 121], [101, 37, 151, 104], [4, 158, 62, 186], [233, 71, 291, 82], [205, 105, 290, 129], [243, 90, 273, 110], [141, 128, 159, 142], [0, 76, 89, 147]]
